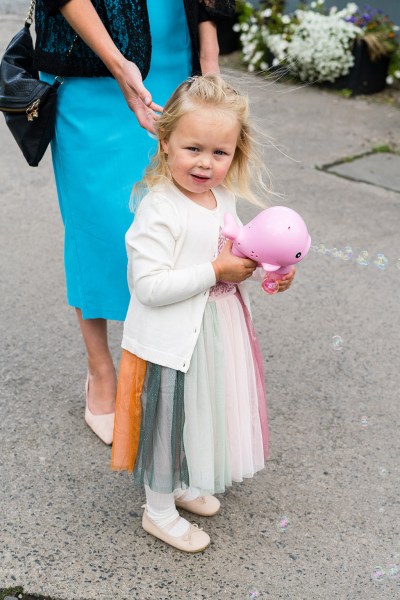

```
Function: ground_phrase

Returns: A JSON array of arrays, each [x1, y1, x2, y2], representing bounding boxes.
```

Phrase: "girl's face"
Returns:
[[161, 106, 240, 204]]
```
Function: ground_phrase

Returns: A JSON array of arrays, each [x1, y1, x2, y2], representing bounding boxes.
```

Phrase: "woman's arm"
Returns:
[[57, 0, 162, 132], [198, 20, 220, 74]]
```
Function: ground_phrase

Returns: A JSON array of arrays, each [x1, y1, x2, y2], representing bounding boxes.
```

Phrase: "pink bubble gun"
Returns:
[[222, 206, 311, 294]]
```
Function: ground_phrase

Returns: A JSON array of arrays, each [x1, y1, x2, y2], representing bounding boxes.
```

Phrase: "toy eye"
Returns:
[[296, 252, 301, 258]]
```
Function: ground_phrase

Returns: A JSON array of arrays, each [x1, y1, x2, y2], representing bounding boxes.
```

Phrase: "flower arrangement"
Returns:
[[234, 0, 400, 86]]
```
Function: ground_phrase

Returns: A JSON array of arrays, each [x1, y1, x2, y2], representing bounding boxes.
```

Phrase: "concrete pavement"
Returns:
[[1, 9, 400, 600]]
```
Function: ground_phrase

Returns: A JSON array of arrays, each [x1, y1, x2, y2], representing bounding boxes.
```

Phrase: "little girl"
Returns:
[[111, 75, 294, 553]]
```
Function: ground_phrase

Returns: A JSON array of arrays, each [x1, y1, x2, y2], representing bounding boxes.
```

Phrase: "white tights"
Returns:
[[144, 485, 201, 537]]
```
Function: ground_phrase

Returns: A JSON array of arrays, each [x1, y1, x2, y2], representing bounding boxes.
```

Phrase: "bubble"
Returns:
[[248, 591, 259, 599], [387, 564, 400, 580], [372, 566, 385, 582], [318, 243, 329, 255], [360, 416, 369, 428], [310, 244, 317, 252], [373, 253, 389, 270], [356, 250, 369, 266], [378, 466, 389, 478], [331, 247, 343, 259], [276, 515, 291, 532], [332, 335, 343, 351], [341, 246, 353, 261]]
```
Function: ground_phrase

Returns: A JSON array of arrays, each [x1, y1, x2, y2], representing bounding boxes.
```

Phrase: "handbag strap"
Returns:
[[26, 0, 36, 26], [25, 0, 78, 72]]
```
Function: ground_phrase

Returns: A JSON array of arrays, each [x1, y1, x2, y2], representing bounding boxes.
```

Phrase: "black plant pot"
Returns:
[[217, 17, 240, 55], [325, 39, 390, 95]]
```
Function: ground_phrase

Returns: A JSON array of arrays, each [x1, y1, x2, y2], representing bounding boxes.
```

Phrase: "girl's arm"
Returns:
[[48, 0, 162, 132], [128, 199, 215, 307], [128, 198, 255, 307]]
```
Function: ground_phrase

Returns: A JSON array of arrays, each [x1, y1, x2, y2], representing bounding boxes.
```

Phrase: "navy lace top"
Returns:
[[33, 0, 235, 78]]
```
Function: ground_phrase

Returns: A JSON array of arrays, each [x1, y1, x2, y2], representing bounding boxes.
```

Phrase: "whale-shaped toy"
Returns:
[[222, 206, 311, 294]]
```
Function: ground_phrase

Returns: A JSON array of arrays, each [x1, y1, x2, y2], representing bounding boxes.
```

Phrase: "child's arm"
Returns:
[[212, 240, 257, 282], [128, 198, 256, 307]]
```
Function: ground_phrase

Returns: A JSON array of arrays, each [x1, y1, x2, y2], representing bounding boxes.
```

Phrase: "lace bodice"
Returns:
[[34, 0, 235, 78]]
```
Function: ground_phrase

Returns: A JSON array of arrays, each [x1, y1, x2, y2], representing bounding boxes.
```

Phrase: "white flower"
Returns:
[[281, 15, 291, 25], [386, 75, 394, 85], [329, 6, 337, 14], [310, 1, 317, 8], [248, 64, 255, 72], [232, 23, 241, 32], [394, 70, 400, 79], [260, 61, 268, 70], [272, 57, 280, 67], [262, 8, 272, 18], [280, 12, 360, 82], [241, 23, 249, 32]]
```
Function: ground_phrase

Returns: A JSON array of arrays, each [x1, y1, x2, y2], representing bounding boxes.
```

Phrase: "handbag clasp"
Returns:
[[26, 99, 40, 121]]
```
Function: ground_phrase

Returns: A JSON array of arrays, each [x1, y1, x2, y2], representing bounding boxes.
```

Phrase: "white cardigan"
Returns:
[[122, 183, 253, 373]]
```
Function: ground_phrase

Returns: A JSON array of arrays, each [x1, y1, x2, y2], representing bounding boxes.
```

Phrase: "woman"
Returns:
[[33, 0, 235, 444]]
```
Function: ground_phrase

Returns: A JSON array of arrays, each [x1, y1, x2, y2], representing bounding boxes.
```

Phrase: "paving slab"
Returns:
[[326, 152, 400, 193], [1, 10, 400, 600]]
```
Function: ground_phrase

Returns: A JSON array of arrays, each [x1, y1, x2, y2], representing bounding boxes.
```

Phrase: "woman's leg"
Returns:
[[76, 308, 116, 415]]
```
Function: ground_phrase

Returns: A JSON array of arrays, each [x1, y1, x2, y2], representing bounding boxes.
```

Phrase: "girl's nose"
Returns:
[[197, 153, 211, 168]]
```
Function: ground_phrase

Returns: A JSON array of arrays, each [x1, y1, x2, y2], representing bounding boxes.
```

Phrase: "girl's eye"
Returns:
[[187, 147, 199, 152], [214, 150, 226, 156]]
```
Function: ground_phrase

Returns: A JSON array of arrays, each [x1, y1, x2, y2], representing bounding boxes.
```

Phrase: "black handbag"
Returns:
[[0, 1, 75, 167]]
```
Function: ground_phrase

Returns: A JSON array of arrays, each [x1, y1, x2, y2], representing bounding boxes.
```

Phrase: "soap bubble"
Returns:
[[373, 253, 389, 270], [318, 243, 329, 255], [360, 416, 368, 428], [378, 466, 389, 478], [248, 591, 259, 599], [276, 515, 291, 532], [341, 246, 353, 261], [372, 566, 385, 582], [356, 251, 369, 266], [332, 335, 343, 351], [330, 247, 343, 259], [387, 564, 400, 580]]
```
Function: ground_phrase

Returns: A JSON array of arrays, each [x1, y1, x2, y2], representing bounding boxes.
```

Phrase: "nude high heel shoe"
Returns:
[[84, 375, 115, 445]]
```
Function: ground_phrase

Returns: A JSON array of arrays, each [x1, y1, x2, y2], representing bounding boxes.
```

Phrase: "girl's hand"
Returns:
[[212, 240, 257, 283], [115, 59, 163, 134], [276, 268, 296, 293]]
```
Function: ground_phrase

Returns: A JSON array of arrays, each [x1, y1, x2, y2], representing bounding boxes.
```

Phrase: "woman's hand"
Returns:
[[115, 59, 163, 134], [276, 268, 296, 293], [212, 240, 257, 283]]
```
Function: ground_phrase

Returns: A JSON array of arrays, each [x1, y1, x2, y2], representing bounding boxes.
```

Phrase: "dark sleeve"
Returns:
[[43, 0, 71, 16], [198, 0, 235, 20]]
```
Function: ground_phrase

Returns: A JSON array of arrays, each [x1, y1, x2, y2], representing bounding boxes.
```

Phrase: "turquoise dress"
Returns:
[[42, 1, 192, 320]]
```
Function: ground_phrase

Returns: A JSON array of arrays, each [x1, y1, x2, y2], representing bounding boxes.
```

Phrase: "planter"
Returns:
[[324, 39, 390, 95]]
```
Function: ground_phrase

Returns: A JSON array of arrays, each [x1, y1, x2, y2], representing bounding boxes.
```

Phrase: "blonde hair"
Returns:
[[132, 74, 270, 209]]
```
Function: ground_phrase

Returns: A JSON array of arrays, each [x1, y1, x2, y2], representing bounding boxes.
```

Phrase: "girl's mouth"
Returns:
[[191, 174, 210, 183]]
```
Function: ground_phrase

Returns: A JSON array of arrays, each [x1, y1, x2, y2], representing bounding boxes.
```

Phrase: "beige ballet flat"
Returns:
[[175, 495, 221, 516], [84, 376, 114, 445], [142, 507, 210, 553]]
